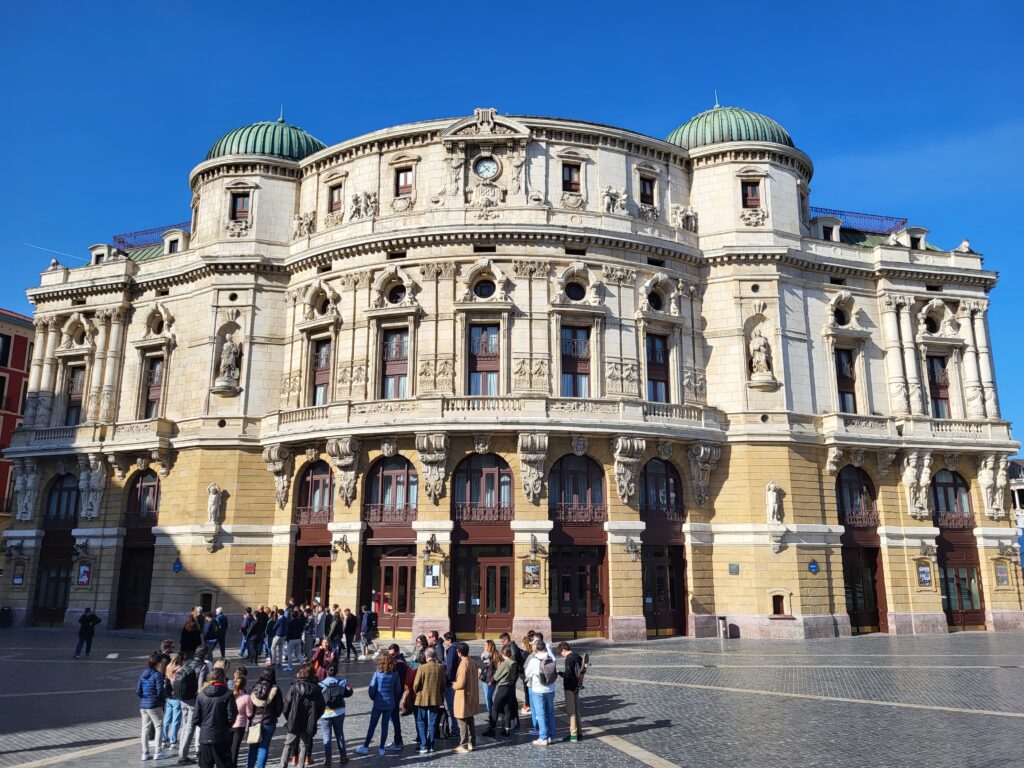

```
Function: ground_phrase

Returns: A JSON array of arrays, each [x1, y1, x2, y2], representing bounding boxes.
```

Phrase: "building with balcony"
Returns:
[[0, 106, 1020, 639]]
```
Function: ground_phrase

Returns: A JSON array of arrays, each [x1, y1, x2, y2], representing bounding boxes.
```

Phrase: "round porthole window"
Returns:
[[925, 317, 939, 334], [833, 309, 848, 327], [750, 284, 760, 294], [153, 320, 165, 336], [387, 284, 407, 304], [473, 279, 496, 299], [565, 282, 586, 301], [647, 292, 664, 311]]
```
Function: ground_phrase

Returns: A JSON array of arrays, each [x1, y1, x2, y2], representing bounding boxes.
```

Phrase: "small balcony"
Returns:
[[363, 504, 417, 526], [560, 339, 591, 360], [382, 340, 408, 362], [296, 505, 333, 525], [454, 502, 513, 523], [470, 335, 500, 359], [839, 502, 879, 528], [935, 511, 976, 530], [551, 502, 608, 525], [640, 503, 687, 523]]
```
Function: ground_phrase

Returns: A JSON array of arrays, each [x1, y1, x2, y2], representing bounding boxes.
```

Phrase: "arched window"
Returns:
[[127, 470, 160, 526], [452, 454, 513, 522], [297, 461, 333, 525], [931, 469, 974, 528], [45, 474, 80, 527], [835, 466, 878, 527], [549, 455, 606, 524], [639, 459, 685, 521], [365, 456, 418, 525]]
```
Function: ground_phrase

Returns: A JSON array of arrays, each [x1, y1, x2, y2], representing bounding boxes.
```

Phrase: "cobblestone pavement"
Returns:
[[0, 628, 1022, 767]]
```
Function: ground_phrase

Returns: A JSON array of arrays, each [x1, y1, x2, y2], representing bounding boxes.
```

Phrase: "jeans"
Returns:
[[163, 698, 182, 745], [140, 708, 164, 756], [284, 639, 303, 667], [564, 688, 582, 736], [360, 633, 377, 655], [363, 707, 392, 748], [483, 682, 495, 718], [321, 715, 346, 762], [179, 700, 197, 759], [415, 707, 439, 752], [270, 636, 284, 665], [245, 722, 276, 768], [528, 689, 538, 729], [443, 686, 460, 738], [74, 636, 93, 656], [533, 690, 555, 741], [239, 636, 250, 658]]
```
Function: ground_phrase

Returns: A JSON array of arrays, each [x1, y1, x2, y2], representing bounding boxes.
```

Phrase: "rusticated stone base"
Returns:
[[709, 613, 847, 639], [512, 616, 551, 640], [886, 611, 949, 635], [690, 613, 723, 638], [986, 610, 1024, 632], [607, 615, 647, 643], [411, 616, 451, 640]]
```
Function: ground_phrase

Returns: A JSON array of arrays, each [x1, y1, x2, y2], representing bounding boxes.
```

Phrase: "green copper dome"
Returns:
[[666, 106, 793, 150], [205, 118, 326, 162]]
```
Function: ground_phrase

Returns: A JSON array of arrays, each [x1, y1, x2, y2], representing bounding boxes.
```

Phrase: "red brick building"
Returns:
[[0, 309, 35, 526]]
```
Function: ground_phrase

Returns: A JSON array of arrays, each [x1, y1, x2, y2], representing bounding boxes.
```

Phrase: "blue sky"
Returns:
[[2, 1, 1021, 444]]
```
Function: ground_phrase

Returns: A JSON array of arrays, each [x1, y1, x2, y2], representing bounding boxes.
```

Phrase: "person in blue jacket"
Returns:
[[137, 652, 168, 761], [270, 610, 288, 667], [355, 654, 403, 757]]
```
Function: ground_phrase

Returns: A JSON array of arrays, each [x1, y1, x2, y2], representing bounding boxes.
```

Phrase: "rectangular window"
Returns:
[[741, 180, 761, 209], [560, 327, 591, 398], [468, 324, 500, 396], [926, 355, 950, 418], [834, 348, 857, 414], [562, 163, 581, 193], [329, 185, 344, 212], [20, 380, 27, 416], [822, 226, 834, 242], [910, 236, 922, 250], [230, 192, 250, 220], [0, 376, 7, 411], [395, 168, 413, 197], [168, 239, 179, 254], [639, 177, 655, 206], [381, 329, 409, 400], [64, 367, 86, 426], [646, 334, 670, 403], [312, 338, 332, 406], [143, 356, 164, 419], [0, 334, 10, 368]]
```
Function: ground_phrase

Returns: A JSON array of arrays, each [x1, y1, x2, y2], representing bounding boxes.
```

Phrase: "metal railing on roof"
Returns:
[[112, 222, 191, 251], [810, 207, 907, 235]]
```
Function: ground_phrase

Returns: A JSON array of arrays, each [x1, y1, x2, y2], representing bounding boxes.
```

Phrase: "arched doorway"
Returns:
[[836, 466, 887, 634], [292, 461, 333, 607], [931, 469, 984, 630], [548, 454, 607, 637], [116, 470, 159, 629], [362, 456, 418, 635], [450, 454, 514, 637], [639, 458, 687, 636], [34, 473, 79, 626]]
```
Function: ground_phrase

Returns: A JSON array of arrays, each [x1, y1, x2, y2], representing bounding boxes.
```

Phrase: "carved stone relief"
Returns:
[[327, 437, 361, 507], [826, 447, 843, 475], [348, 192, 378, 220], [877, 450, 897, 478], [570, 435, 588, 457], [225, 219, 250, 238], [606, 361, 640, 396], [636, 204, 660, 223], [740, 208, 769, 227], [901, 450, 933, 520], [688, 442, 721, 507], [600, 186, 628, 214], [13, 458, 39, 521], [611, 436, 645, 504], [518, 433, 548, 504], [261, 445, 294, 510], [656, 441, 673, 461], [415, 433, 449, 504], [381, 438, 398, 458], [292, 211, 316, 239], [765, 481, 782, 525], [473, 435, 491, 455], [670, 204, 698, 233], [601, 265, 637, 285]]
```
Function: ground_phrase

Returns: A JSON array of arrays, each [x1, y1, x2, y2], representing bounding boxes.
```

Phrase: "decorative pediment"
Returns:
[[370, 265, 419, 311], [387, 152, 421, 167], [441, 108, 531, 143], [634, 161, 661, 177], [57, 312, 95, 353], [735, 165, 768, 178], [458, 258, 512, 303], [225, 179, 259, 191], [551, 261, 605, 307], [555, 147, 591, 163], [297, 278, 341, 329]]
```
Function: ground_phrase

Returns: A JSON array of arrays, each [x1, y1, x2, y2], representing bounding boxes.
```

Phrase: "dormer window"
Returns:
[[562, 163, 581, 193], [822, 226, 835, 242], [230, 192, 250, 221], [741, 181, 761, 209], [910, 236, 922, 250], [168, 239, 179, 254], [640, 177, 655, 206], [395, 167, 413, 197], [329, 185, 344, 212]]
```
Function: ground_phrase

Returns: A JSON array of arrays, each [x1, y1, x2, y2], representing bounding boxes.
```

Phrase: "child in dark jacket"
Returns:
[[137, 652, 168, 761]]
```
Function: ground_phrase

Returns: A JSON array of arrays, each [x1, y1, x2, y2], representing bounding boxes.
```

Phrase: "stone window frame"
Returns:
[[735, 166, 769, 214], [632, 161, 663, 217], [369, 314, 418, 402], [225, 180, 258, 223], [811, 214, 842, 243], [766, 587, 794, 618], [319, 169, 349, 225], [53, 358, 90, 429], [550, 305, 606, 400], [916, 341, 965, 421], [386, 153, 421, 213], [554, 148, 591, 208], [132, 305, 176, 420], [456, 307, 512, 398], [637, 315, 685, 405], [822, 333, 872, 417]]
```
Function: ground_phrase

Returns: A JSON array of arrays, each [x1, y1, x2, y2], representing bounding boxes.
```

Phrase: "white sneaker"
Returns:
[[141, 754, 152, 761], [357, 654, 367, 660], [531, 739, 548, 747], [154, 751, 167, 760]]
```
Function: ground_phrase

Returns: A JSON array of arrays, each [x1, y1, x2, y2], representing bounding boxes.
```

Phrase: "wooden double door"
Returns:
[[642, 545, 686, 636], [452, 545, 514, 637], [938, 531, 985, 630], [294, 546, 332, 608], [549, 545, 606, 637], [34, 538, 74, 627], [841, 544, 888, 634], [365, 547, 417, 636]]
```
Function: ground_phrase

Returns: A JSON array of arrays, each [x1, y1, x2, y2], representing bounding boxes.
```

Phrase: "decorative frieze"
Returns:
[[688, 442, 721, 507], [349, 192, 378, 220], [606, 361, 640, 396], [415, 433, 449, 504], [611, 435, 645, 504], [420, 261, 458, 281], [636, 204, 660, 222], [517, 432, 548, 504], [601, 265, 636, 284], [326, 437, 360, 506]]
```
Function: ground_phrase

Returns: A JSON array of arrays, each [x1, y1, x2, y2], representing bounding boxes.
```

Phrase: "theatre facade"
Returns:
[[1, 106, 1020, 640]]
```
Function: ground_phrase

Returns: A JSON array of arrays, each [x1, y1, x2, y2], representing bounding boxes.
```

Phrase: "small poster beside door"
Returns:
[[917, 563, 932, 588], [423, 563, 440, 589], [523, 561, 541, 589], [996, 562, 1010, 587], [77, 562, 92, 587], [12, 561, 24, 586]]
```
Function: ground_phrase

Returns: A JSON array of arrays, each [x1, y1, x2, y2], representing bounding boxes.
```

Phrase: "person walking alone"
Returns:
[[194, 667, 238, 768], [342, 609, 358, 662], [355, 654, 402, 757], [238, 609, 254, 660], [558, 642, 584, 742], [319, 664, 353, 766], [74, 607, 101, 658], [412, 649, 445, 755], [214, 608, 229, 661], [357, 605, 378, 661], [451, 643, 480, 753], [138, 652, 168, 761]]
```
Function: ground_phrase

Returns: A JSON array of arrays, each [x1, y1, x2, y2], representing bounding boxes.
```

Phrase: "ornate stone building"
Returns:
[[1, 106, 1019, 639]]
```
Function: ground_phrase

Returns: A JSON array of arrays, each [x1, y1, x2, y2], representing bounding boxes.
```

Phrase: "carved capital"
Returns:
[[261, 445, 294, 510], [611, 435, 645, 504], [517, 432, 548, 504], [326, 437, 361, 507], [415, 432, 449, 504], [826, 447, 843, 475], [687, 442, 721, 507]]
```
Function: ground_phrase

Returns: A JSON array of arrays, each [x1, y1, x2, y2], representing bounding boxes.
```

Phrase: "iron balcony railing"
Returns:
[[470, 335, 500, 358], [560, 338, 591, 359], [840, 502, 879, 528], [296, 505, 334, 525], [640, 502, 687, 522], [935, 511, 976, 530], [928, 370, 950, 387], [112, 221, 191, 251], [551, 502, 608, 525], [313, 349, 332, 372], [382, 339, 409, 362], [454, 502, 514, 523], [809, 206, 907, 235], [363, 504, 417, 526], [647, 347, 668, 366], [836, 361, 856, 380]]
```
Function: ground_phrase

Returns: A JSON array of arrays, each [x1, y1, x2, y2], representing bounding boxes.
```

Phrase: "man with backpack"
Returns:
[[175, 647, 210, 765], [319, 663, 353, 766], [557, 642, 585, 743], [523, 640, 558, 746]]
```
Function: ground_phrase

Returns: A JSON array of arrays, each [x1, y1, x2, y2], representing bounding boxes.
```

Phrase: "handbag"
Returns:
[[246, 721, 262, 745]]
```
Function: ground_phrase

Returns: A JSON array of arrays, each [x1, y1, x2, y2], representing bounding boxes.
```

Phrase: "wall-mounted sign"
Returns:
[[996, 563, 1010, 587], [423, 563, 440, 589], [244, 562, 256, 575], [172, 558, 183, 573], [523, 561, 541, 589], [807, 560, 820, 574], [917, 564, 932, 588], [77, 562, 92, 587], [12, 561, 25, 586], [728, 563, 740, 576]]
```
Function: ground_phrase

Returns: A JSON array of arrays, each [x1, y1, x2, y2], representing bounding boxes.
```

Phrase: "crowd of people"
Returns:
[[130, 601, 588, 766]]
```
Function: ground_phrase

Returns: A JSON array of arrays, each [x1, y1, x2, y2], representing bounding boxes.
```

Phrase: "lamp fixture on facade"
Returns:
[[4, 542, 24, 560], [331, 535, 351, 562], [422, 534, 443, 563], [73, 540, 90, 559], [529, 534, 540, 559], [625, 536, 641, 562]]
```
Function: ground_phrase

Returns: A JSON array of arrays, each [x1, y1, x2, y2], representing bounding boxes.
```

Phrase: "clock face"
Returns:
[[474, 156, 499, 180]]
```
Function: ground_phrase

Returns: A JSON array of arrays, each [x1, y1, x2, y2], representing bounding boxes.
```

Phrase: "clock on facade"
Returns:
[[473, 156, 499, 180]]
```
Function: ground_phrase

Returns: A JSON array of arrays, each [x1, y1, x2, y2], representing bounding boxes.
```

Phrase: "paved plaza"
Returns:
[[0, 628, 1021, 768]]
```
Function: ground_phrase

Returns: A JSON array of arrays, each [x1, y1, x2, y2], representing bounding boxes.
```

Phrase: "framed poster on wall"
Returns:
[[917, 563, 932, 588], [77, 562, 92, 587]]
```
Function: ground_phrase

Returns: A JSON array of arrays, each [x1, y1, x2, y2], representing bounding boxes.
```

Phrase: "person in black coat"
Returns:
[[194, 667, 237, 768], [342, 608, 358, 661], [246, 607, 269, 665], [278, 663, 326, 767], [181, 615, 203, 660], [74, 607, 101, 658]]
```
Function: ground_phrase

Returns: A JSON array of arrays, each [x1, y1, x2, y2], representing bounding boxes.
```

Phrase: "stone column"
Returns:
[[604, 521, 647, 642], [411, 519, 454, 639], [85, 312, 109, 423], [957, 305, 985, 419], [22, 319, 48, 425], [99, 308, 125, 423], [880, 296, 909, 416], [972, 304, 999, 418], [510, 520, 553, 638], [35, 317, 62, 428], [896, 298, 925, 416]]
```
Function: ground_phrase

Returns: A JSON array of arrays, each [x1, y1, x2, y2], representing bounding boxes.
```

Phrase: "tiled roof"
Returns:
[[0, 307, 34, 330]]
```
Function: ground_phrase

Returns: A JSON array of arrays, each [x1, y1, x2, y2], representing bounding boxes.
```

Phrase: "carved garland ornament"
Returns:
[[415, 433, 449, 504], [262, 445, 294, 510], [518, 433, 548, 504], [326, 437, 361, 507], [611, 436, 645, 504], [688, 442, 721, 507]]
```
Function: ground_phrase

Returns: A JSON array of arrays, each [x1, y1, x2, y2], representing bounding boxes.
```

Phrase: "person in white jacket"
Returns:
[[523, 641, 556, 746]]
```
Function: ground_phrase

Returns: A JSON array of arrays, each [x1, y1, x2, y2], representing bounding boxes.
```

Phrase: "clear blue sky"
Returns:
[[2, 1, 1021, 444]]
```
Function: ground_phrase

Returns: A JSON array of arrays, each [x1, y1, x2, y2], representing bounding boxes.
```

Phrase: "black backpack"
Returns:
[[172, 661, 200, 701], [323, 681, 345, 709]]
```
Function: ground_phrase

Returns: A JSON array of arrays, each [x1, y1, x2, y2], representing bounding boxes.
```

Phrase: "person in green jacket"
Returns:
[[484, 647, 518, 737]]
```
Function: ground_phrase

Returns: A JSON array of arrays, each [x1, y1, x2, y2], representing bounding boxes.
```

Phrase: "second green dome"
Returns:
[[666, 106, 793, 150], [206, 118, 326, 162]]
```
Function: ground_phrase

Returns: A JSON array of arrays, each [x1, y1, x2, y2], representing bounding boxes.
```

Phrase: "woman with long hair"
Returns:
[[230, 672, 253, 767], [355, 654, 402, 757], [245, 668, 283, 768], [162, 651, 186, 752], [479, 640, 501, 722], [181, 615, 203, 659]]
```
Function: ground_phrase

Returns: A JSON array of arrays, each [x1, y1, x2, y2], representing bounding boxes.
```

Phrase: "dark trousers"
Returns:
[[74, 636, 93, 656], [216, 634, 227, 659], [199, 741, 232, 768], [457, 717, 476, 748], [344, 633, 356, 659], [247, 635, 264, 665], [230, 728, 245, 767], [490, 684, 518, 731]]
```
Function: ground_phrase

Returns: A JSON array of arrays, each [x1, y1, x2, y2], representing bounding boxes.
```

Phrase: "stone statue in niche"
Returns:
[[212, 333, 242, 395], [766, 481, 782, 524], [207, 483, 223, 525], [749, 330, 774, 382]]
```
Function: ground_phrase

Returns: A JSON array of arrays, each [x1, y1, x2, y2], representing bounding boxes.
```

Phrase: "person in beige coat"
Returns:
[[452, 643, 480, 752]]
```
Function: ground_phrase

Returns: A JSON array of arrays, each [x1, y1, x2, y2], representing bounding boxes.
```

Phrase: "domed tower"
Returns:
[[666, 105, 812, 249], [188, 117, 326, 249]]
